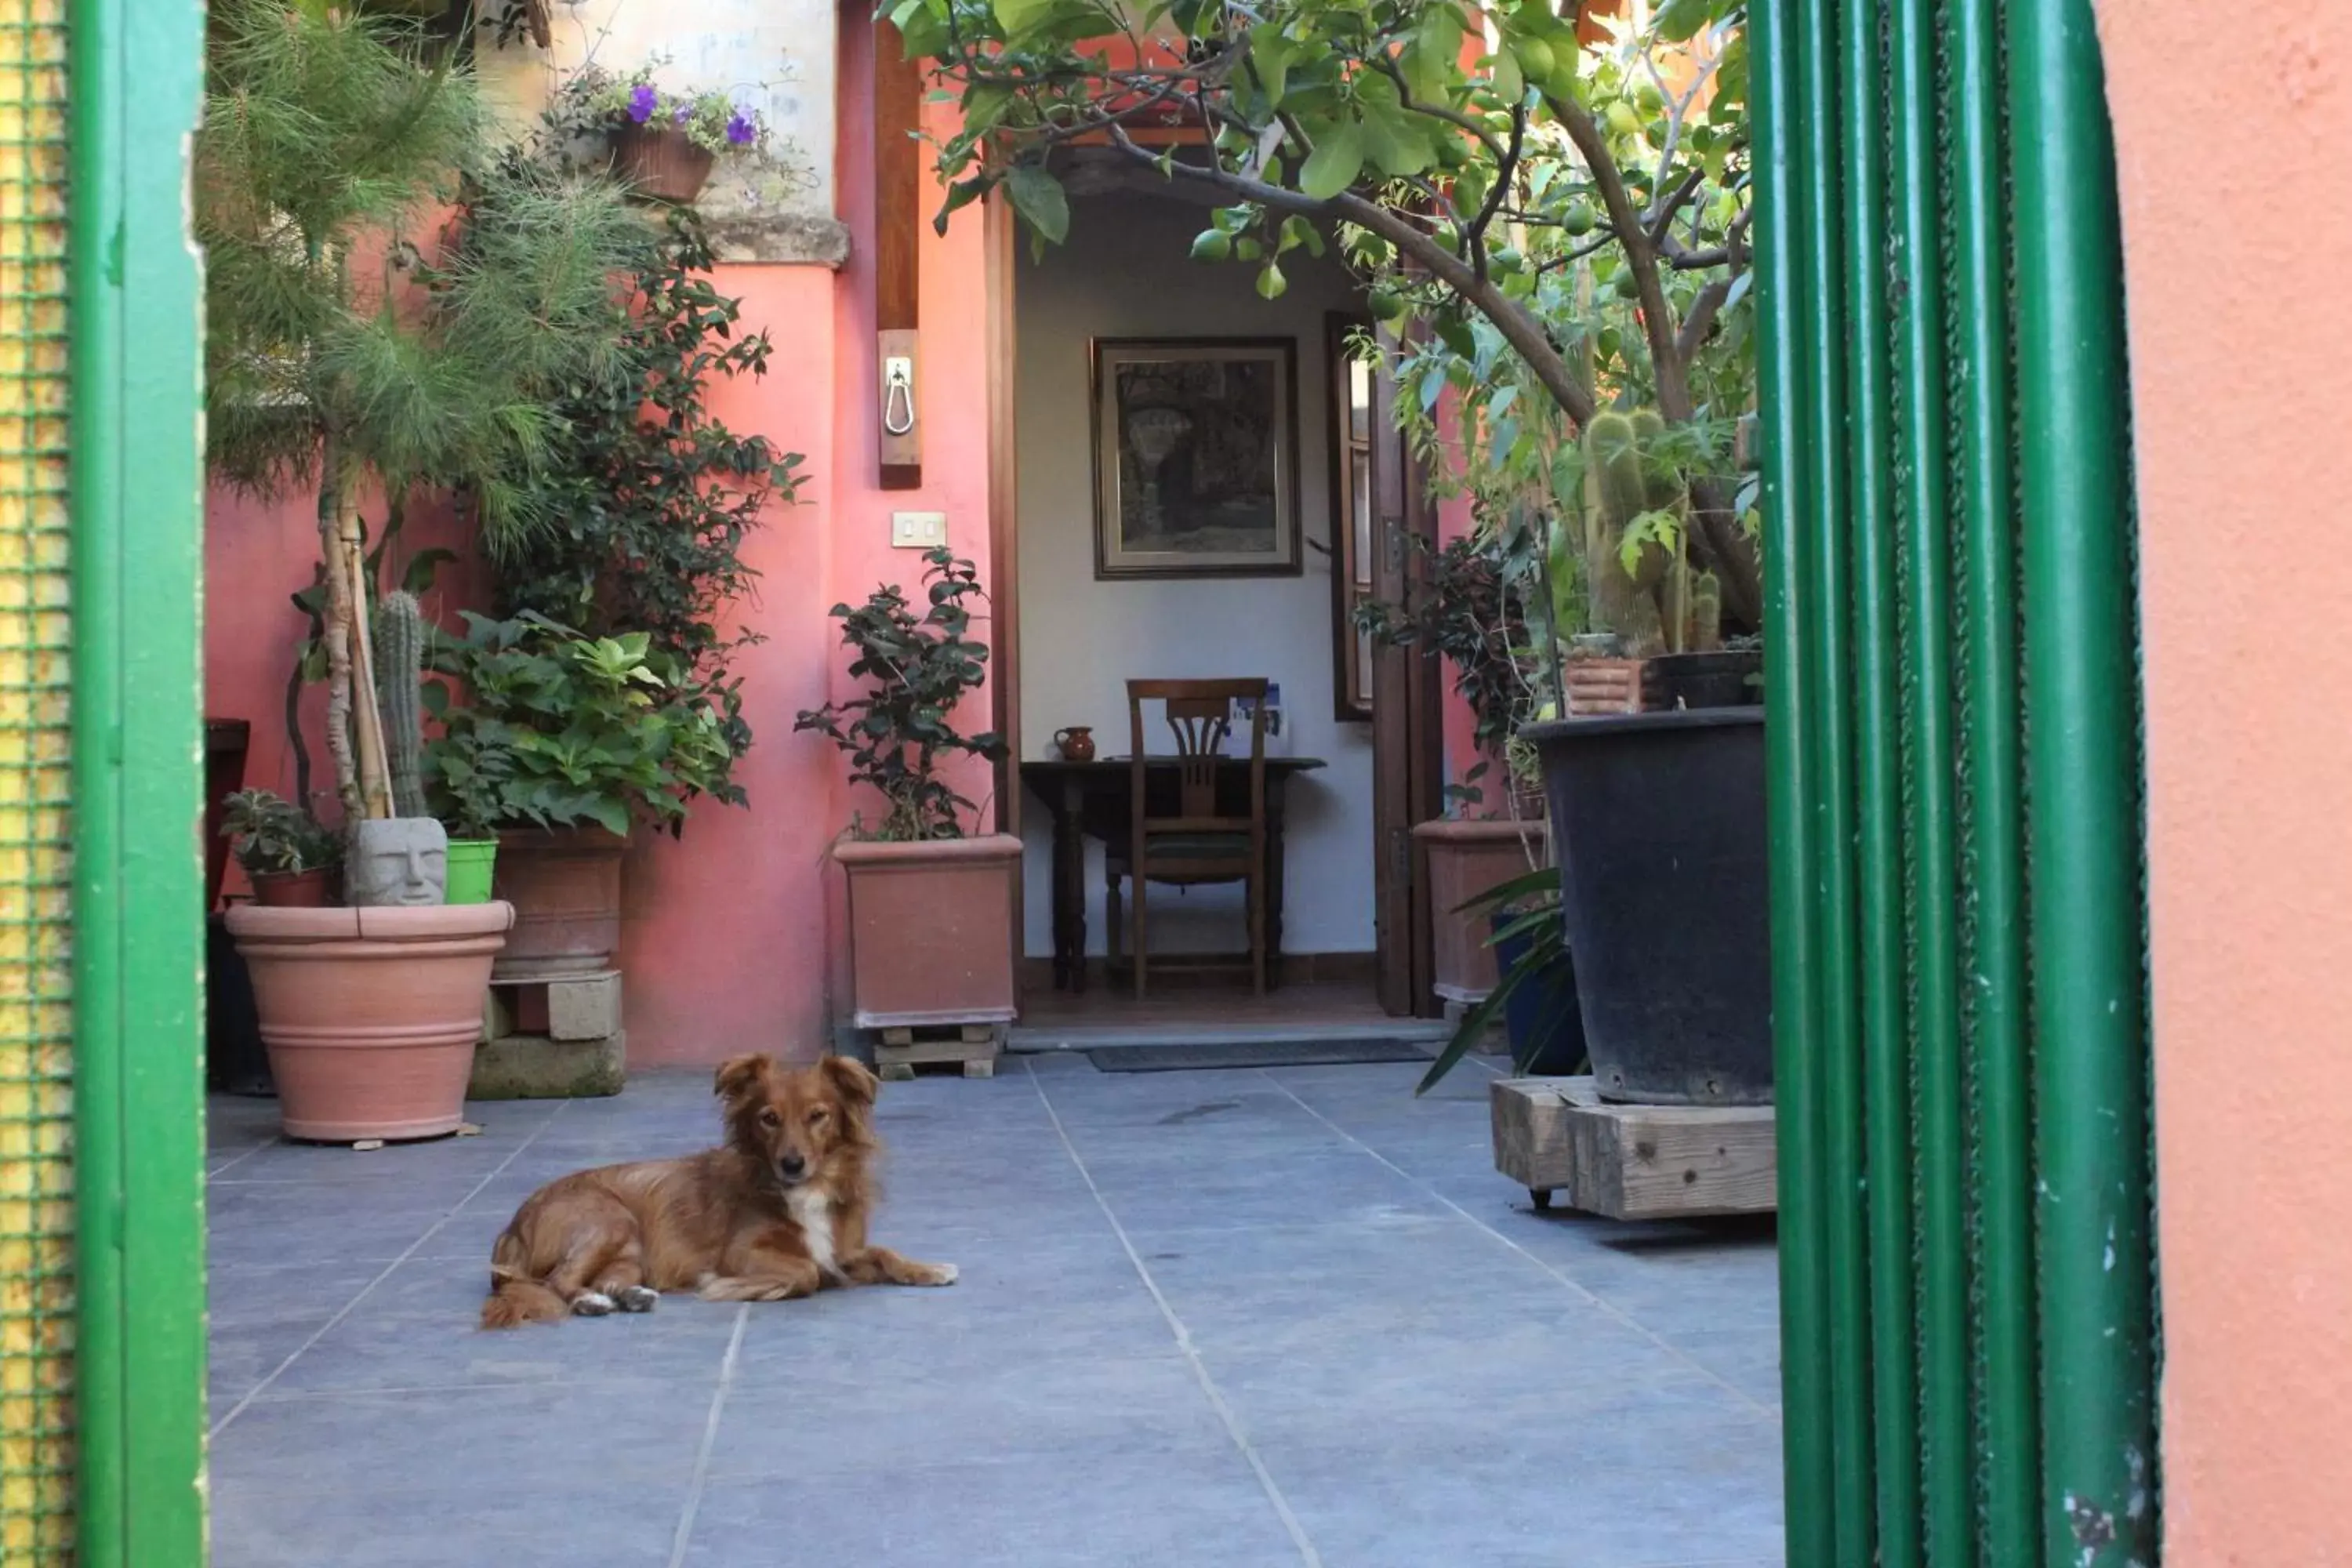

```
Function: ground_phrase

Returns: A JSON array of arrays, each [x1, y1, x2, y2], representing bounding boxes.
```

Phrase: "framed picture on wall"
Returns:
[[1091, 337, 1301, 579]]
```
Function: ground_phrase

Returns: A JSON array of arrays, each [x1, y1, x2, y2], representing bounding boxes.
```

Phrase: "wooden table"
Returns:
[[1020, 756, 1327, 992]]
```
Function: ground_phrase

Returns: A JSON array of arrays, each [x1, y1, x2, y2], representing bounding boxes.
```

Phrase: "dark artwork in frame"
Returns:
[[1091, 337, 1301, 579]]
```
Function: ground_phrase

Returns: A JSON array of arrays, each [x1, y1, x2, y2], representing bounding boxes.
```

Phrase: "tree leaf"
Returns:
[[992, 0, 1058, 37], [1298, 122, 1364, 200], [1249, 26, 1295, 107], [1654, 0, 1715, 42], [1004, 162, 1069, 244]]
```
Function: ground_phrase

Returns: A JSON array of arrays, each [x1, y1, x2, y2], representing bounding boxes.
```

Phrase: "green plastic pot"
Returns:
[[444, 837, 499, 906]]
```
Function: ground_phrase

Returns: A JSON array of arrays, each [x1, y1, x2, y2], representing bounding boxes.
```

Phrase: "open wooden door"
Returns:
[[1367, 328, 1444, 1018]]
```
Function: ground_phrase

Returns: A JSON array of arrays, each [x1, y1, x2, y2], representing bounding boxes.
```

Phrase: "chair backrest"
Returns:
[[1127, 678, 1269, 827]]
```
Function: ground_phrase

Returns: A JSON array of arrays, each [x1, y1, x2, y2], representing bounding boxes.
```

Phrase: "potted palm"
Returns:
[[794, 549, 1020, 1029], [426, 612, 742, 978]]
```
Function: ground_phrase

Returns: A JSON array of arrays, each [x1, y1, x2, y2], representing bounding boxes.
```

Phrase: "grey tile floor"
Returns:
[[207, 1054, 1784, 1568]]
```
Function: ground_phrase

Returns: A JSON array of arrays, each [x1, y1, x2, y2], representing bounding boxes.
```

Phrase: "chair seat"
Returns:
[[1110, 831, 1252, 866]]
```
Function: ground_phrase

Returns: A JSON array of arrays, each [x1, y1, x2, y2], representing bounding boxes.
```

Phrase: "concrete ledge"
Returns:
[[470, 1031, 626, 1100]]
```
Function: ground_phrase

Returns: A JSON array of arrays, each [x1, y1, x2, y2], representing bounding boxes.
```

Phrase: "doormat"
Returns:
[[1085, 1040, 1436, 1073]]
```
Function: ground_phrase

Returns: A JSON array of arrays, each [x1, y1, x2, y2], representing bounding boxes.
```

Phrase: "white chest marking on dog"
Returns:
[[787, 1188, 841, 1279]]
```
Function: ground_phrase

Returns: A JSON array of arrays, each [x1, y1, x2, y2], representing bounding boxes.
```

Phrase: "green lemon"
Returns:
[[1563, 200, 1596, 236]]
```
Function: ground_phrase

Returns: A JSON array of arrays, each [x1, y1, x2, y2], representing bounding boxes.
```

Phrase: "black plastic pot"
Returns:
[[206, 913, 274, 1098], [1523, 707, 1770, 1105], [1641, 648, 1763, 712], [1489, 913, 1586, 1075]]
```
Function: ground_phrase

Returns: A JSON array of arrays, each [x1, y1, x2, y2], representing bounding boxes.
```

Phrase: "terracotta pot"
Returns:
[[1564, 656, 1646, 717], [252, 866, 337, 908], [492, 826, 626, 979], [833, 834, 1021, 1028], [1414, 817, 1547, 1006], [611, 125, 715, 204], [205, 717, 250, 912], [225, 902, 514, 1142]]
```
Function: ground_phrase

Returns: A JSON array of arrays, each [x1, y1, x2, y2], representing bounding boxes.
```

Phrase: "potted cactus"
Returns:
[[223, 593, 515, 1143], [794, 549, 1019, 1031], [1519, 411, 1769, 1108]]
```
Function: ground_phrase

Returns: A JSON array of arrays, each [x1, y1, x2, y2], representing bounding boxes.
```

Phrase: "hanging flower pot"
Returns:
[[610, 124, 716, 205]]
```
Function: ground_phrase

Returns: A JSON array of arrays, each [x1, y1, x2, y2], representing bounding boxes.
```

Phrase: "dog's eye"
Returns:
[[757, 1108, 780, 1130], [808, 1109, 830, 1127]]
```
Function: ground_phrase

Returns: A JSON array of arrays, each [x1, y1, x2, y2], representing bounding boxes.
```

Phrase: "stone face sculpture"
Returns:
[[346, 818, 449, 907]]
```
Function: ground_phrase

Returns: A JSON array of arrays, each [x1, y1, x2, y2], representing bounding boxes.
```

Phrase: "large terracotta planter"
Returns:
[[1415, 816, 1546, 1006], [225, 902, 514, 1142], [834, 834, 1021, 1029], [492, 826, 626, 980]]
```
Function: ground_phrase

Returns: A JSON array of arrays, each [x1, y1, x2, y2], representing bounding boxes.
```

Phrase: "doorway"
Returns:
[[985, 175, 1444, 1044]]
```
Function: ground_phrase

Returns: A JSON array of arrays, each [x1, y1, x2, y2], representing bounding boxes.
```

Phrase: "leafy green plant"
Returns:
[[793, 549, 1005, 842], [1356, 530, 1552, 814], [485, 195, 801, 776], [423, 613, 743, 839], [220, 789, 343, 877], [1415, 867, 1584, 1094]]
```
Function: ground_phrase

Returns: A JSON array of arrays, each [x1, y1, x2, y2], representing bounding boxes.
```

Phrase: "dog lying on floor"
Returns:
[[481, 1053, 956, 1328]]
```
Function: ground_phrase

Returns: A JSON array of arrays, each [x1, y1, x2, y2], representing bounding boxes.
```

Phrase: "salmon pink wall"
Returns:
[[201, 2, 997, 1065], [2098, 6, 2352, 1560]]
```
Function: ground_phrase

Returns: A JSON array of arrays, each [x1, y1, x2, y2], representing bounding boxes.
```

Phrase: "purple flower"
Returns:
[[725, 111, 757, 147], [673, 101, 692, 125], [626, 83, 658, 124]]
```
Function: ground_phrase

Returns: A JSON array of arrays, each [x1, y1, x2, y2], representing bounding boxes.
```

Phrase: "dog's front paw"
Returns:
[[571, 1291, 617, 1316], [614, 1286, 659, 1313], [914, 1261, 959, 1287]]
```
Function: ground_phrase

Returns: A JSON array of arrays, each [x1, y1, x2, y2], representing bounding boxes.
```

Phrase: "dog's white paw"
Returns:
[[920, 1263, 959, 1287], [615, 1286, 659, 1313], [571, 1291, 617, 1316]]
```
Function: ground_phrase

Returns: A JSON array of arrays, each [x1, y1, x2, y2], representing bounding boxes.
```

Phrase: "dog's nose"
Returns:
[[779, 1154, 807, 1178]]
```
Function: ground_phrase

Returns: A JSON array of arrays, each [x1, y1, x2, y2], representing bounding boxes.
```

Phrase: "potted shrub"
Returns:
[[1359, 531, 1553, 1011], [566, 62, 770, 204], [425, 612, 742, 978], [794, 549, 1020, 1029], [1417, 867, 1588, 1091], [220, 789, 343, 907]]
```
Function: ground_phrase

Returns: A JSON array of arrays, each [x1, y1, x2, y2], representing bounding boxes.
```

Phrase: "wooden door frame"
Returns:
[[978, 201, 1443, 1014], [1367, 325, 1445, 1018]]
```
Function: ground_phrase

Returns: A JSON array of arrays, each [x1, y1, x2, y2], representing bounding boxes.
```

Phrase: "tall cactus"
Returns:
[[1580, 408, 1718, 659], [372, 589, 430, 819]]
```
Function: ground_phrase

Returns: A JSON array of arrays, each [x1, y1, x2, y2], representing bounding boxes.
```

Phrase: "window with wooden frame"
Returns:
[[1327, 313, 1376, 720]]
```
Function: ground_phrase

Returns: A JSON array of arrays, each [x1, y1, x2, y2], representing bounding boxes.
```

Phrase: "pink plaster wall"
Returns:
[[201, 0, 997, 1065], [2098, 7, 2352, 1560]]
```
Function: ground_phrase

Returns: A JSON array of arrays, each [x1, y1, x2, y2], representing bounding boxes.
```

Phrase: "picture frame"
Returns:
[[1090, 337, 1301, 579]]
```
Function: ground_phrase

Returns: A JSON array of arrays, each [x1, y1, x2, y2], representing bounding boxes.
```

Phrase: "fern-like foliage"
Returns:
[[197, 0, 652, 553]]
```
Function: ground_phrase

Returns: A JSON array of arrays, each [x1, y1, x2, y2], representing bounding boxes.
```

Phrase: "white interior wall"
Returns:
[[1015, 192, 1374, 958]]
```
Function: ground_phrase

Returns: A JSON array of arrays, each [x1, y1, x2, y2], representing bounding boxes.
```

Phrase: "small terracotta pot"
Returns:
[[611, 125, 715, 204], [493, 826, 627, 979], [833, 834, 1022, 1028], [252, 866, 338, 908], [1054, 726, 1096, 762], [225, 902, 514, 1142], [1415, 817, 1547, 1006]]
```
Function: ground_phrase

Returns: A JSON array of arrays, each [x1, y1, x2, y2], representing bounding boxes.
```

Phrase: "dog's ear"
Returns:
[[713, 1054, 771, 1104], [820, 1054, 878, 1111]]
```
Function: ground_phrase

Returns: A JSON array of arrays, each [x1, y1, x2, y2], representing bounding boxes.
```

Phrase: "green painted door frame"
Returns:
[[69, 0, 209, 1555], [1754, 0, 2158, 1563]]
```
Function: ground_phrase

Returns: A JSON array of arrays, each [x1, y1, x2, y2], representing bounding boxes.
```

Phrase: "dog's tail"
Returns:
[[481, 1232, 567, 1329]]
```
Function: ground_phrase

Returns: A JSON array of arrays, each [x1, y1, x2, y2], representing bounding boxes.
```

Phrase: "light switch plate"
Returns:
[[891, 510, 947, 549]]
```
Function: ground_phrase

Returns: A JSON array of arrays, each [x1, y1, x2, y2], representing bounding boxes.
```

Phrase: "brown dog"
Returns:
[[480, 1053, 956, 1328]]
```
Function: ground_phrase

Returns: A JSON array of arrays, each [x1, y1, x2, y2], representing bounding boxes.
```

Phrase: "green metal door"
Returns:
[[1753, 1, 2157, 1564]]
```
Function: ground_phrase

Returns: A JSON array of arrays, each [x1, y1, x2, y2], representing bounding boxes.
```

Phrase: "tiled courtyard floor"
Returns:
[[207, 1054, 1784, 1567]]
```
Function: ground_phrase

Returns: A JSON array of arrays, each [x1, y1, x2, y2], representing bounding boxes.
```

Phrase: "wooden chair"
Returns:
[[1105, 678, 1270, 997]]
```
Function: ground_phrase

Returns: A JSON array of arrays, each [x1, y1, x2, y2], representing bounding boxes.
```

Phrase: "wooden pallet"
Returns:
[[1490, 1075, 1776, 1220], [873, 1022, 1007, 1081]]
